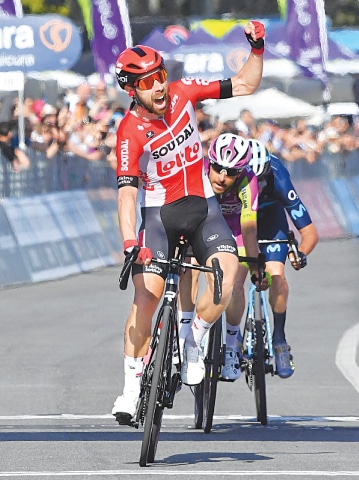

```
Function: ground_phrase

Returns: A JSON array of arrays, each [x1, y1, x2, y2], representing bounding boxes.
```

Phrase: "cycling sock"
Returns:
[[272, 311, 287, 344], [178, 310, 193, 339], [226, 321, 241, 349], [189, 314, 213, 346], [123, 354, 143, 395]]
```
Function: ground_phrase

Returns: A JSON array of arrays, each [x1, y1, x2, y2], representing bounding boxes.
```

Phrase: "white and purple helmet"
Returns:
[[208, 133, 251, 175], [248, 138, 271, 178]]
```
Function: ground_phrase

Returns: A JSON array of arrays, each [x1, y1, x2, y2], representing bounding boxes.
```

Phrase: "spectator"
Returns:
[[66, 120, 103, 161], [0, 121, 30, 172], [235, 108, 258, 137], [65, 83, 92, 124]]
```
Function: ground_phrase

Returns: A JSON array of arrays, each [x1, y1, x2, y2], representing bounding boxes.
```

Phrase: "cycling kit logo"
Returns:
[[39, 19, 72, 52], [207, 234, 219, 242]]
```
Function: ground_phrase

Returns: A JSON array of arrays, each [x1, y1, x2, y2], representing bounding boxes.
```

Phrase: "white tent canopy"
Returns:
[[203, 88, 322, 123]]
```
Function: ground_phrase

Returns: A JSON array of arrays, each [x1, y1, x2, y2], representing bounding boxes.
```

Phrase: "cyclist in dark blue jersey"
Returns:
[[248, 138, 319, 378]]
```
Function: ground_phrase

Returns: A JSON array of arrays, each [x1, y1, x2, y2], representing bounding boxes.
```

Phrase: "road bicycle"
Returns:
[[118, 236, 223, 467], [242, 231, 300, 426], [194, 252, 266, 434], [194, 231, 300, 431]]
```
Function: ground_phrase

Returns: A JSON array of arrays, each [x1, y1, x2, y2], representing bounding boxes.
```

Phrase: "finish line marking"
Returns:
[[0, 414, 358, 422], [0, 413, 359, 423], [0, 470, 359, 477]]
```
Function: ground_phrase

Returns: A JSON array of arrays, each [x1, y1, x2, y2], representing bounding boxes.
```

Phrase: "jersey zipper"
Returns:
[[161, 117, 189, 196]]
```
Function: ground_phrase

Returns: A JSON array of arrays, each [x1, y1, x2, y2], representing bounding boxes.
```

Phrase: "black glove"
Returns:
[[298, 251, 307, 268], [245, 21, 265, 54]]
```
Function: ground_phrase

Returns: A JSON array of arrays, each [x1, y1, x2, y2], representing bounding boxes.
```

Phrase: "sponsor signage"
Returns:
[[0, 14, 82, 72]]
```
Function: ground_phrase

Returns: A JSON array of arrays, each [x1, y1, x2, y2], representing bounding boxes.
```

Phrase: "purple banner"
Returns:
[[0, 0, 23, 17], [285, 0, 328, 88], [91, 0, 132, 76]]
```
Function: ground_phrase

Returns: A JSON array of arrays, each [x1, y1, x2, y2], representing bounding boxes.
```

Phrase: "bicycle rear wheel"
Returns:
[[253, 293, 267, 426], [194, 381, 204, 429], [202, 318, 222, 433], [139, 306, 172, 466]]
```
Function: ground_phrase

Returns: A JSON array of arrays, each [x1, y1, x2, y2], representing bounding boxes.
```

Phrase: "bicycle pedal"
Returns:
[[114, 413, 136, 427]]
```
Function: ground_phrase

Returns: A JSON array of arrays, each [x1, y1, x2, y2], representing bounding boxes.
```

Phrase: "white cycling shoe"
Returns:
[[181, 341, 205, 386], [112, 392, 139, 425], [220, 347, 242, 382]]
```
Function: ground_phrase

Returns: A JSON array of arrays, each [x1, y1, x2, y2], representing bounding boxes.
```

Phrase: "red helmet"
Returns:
[[115, 45, 164, 90]]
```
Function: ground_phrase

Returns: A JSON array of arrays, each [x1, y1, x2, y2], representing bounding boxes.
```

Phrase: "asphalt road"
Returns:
[[0, 237, 359, 479]]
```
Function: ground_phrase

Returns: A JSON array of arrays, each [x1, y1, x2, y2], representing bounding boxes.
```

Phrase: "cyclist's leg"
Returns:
[[258, 204, 294, 378], [113, 207, 168, 421], [178, 265, 200, 356], [181, 197, 238, 385]]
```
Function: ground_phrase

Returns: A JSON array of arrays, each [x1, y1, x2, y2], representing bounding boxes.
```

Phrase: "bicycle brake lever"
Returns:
[[287, 230, 300, 263], [119, 246, 140, 290], [211, 257, 223, 305]]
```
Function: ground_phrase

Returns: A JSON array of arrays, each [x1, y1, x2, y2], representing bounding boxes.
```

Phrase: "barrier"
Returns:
[[2, 190, 117, 286], [1, 147, 359, 288]]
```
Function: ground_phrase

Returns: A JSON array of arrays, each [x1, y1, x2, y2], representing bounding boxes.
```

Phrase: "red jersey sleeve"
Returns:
[[116, 115, 143, 178]]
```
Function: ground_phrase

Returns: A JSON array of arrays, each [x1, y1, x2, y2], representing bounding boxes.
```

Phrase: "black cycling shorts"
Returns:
[[133, 195, 237, 278]]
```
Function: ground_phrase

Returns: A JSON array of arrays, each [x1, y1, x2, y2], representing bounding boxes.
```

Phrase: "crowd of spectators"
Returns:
[[197, 106, 359, 166], [0, 79, 358, 175]]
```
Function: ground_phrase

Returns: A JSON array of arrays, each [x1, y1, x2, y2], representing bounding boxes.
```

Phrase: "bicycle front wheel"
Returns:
[[202, 318, 222, 433], [253, 293, 267, 426], [139, 306, 172, 466]]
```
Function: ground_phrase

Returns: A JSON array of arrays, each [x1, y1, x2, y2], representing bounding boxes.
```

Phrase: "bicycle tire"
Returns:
[[194, 381, 204, 429], [253, 293, 267, 426], [202, 318, 222, 433], [139, 306, 172, 466]]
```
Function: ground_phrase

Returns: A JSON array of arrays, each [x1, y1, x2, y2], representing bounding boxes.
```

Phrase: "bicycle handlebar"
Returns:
[[258, 230, 300, 263], [119, 245, 223, 304]]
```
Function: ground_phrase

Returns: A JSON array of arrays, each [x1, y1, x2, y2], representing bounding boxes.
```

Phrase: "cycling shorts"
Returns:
[[257, 203, 289, 264], [132, 195, 237, 279]]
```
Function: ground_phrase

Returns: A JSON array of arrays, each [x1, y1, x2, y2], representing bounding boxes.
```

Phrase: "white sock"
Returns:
[[188, 314, 213, 346], [123, 354, 143, 396], [177, 310, 194, 350], [226, 322, 241, 349]]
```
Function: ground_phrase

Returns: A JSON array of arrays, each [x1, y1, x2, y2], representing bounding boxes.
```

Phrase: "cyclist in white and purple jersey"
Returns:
[[249, 139, 319, 378], [179, 133, 269, 381]]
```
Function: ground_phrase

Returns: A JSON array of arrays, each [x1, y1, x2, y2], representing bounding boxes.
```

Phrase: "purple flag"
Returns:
[[0, 0, 23, 17], [286, 0, 329, 93], [91, 0, 132, 76]]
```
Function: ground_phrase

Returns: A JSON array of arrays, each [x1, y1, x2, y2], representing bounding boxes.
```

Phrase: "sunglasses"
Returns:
[[134, 68, 167, 90], [210, 161, 242, 177]]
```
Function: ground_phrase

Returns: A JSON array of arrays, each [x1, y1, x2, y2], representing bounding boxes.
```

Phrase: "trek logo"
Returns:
[[120, 139, 130, 171], [164, 290, 177, 301], [152, 123, 195, 159]]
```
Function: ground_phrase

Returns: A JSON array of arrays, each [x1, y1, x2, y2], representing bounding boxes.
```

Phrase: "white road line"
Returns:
[[335, 322, 359, 394], [0, 414, 358, 422], [0, 470, 359, 477]]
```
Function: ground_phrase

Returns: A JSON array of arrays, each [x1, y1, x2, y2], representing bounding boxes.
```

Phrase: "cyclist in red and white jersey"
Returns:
[[112, 21, 266, 426]]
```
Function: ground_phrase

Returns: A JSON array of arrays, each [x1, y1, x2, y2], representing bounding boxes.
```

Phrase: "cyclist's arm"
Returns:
[[297, 223, 319, 256], [238, 172, 260, 263], [231, 22, 264, 97], [117, 185, 138, 243]]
